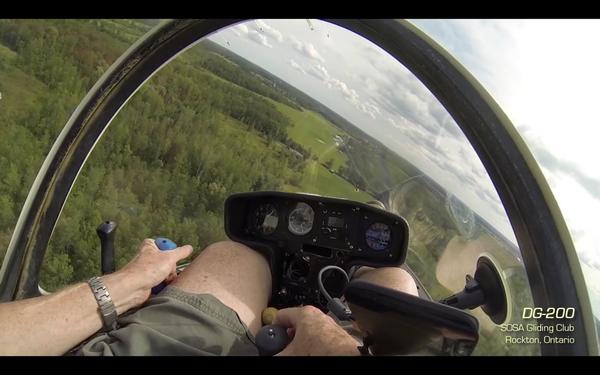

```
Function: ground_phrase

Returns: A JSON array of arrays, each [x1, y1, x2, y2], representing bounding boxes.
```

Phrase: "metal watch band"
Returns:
[[358, 335, 374, 356], [88, 276, 117, 332]]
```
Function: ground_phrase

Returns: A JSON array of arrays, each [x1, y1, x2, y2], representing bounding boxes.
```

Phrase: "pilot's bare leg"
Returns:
[[169, 241, 271, 335], [352, 266, 419, 296]]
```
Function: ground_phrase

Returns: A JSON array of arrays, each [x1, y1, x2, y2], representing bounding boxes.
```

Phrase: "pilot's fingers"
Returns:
[[165, 266, 177, 283], [142, 238, 159, 250], [168, 245, 193, 262], [273, 307, 303, 328], [274, 305, 322, 328]]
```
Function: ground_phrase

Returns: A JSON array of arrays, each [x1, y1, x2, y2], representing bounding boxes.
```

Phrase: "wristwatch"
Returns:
[[88, 276, 118, 332]]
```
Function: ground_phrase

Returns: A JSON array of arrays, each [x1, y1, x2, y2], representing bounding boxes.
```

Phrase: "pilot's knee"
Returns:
[[202, 240, 249, 254], [393, 268, 418, 296], [354, 267, 418, 296], [197, 240, 270, 269]]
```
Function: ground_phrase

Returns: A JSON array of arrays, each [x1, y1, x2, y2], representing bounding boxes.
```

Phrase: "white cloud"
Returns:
[[307, 59, 383, 120], [328, 78, 358, 102], [311, 67, 379, 119], [289, 59, 306, 75], [543, 169, 600, 270], [581, 262, 600, 316], [232, 22, 277, 49], [388, 116, 415, 130], [247, 30, 272, 48], [363, 102, 381, 118], [308, 63, 330, 81], [289, 35, 325, 63], [254, 20, 283, 43], [233, 23, 249, 36]]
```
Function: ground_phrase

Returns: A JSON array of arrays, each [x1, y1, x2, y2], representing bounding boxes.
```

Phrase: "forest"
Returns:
[[0, 19, 538, 355]]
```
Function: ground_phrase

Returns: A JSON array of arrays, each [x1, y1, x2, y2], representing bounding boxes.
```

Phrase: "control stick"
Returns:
[[97, 221, 117, 275], [255, 324, 291, 356]]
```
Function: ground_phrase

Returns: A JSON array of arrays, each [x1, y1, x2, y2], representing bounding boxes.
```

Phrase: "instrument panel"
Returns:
[[224, 191, 409, 309]]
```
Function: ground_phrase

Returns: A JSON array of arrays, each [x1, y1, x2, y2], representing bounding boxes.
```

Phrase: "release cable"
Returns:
[[318, 265, 353, 321]]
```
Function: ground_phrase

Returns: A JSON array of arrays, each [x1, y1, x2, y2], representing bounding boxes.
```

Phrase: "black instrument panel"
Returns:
[[224, 191, 409, 310], [246, 199, 402, 258]]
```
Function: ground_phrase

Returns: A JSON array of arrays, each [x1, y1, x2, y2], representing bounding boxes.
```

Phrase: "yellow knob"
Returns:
[[262, 307, 279, 325]]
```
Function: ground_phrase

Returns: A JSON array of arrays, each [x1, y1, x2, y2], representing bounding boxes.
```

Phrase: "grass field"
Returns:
[[273, 99, 415, 198], [284, 160, 374, 202], [196, 66, 375, 202], [267, 100, 375, 202], [0, 43, 17, 62], [273, 101, 349, 171]]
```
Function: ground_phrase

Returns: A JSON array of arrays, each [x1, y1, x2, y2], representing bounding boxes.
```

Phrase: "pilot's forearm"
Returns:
[[0, 271, 148, 355]]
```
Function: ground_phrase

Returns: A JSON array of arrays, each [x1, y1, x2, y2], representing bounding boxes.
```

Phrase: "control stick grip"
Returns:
[[151, 237, 178, 295], [97, 221, 117, 275], [255, 325, 291, 356]]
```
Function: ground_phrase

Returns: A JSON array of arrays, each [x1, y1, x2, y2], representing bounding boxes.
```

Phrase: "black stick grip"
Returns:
[[97, 221, 117, 275], [255, 325, 291, 356]]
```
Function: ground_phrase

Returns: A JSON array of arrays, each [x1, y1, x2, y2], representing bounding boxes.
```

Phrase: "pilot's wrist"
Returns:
[[102, 271, 150, 314]]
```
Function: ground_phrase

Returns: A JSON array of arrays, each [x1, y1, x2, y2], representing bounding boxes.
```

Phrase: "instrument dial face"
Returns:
[[365, 222, 391, 251], [288, 202, 315, 236], [254, 203, 279, 235]]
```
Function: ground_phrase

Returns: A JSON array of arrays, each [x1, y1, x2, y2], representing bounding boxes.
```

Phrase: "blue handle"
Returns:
[[151, 237, 177, 295], [155, 237, 177, 251]]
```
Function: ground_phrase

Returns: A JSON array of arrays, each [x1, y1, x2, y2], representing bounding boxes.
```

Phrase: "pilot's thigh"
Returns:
[[170, 240, 272, 336], [77, 285, 258, 356]]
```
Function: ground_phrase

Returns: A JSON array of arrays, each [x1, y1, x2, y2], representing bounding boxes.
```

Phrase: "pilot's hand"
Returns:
[[114, 239, 193, 307], [273, 306, 361, 356]]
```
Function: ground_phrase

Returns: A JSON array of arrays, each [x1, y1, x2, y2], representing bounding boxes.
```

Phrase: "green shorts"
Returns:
[[77, 286, 258, 356]]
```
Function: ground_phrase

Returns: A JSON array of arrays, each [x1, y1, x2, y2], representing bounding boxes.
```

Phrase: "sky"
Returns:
[[207, 19, 600, 316], [410, 20, 600, 318]]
